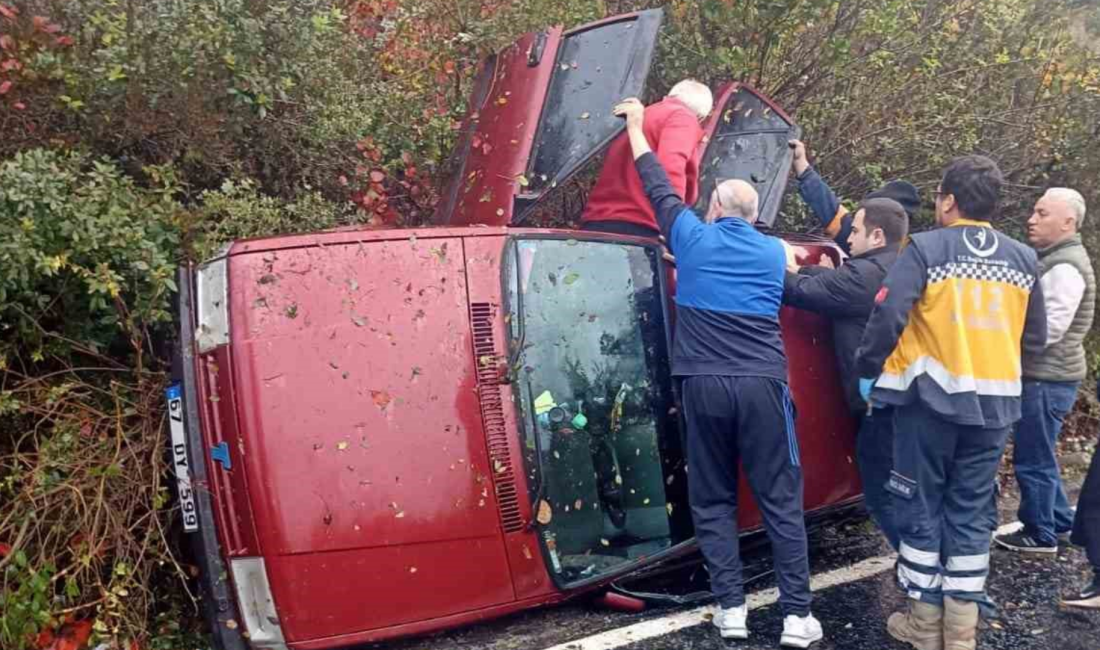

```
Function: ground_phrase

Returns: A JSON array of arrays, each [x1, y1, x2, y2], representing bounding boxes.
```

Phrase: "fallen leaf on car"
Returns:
[[336, 441, 349, 451], [395, 511, 405, 519], [579, 112, 590, 119], [563, 273, 580, 285], [371, 390, 392, 408], [667, 503, 674, 516], [536, 499, 553, 525], [600, 538, 610, 546], [409, 566, 417, 573], [522, 545, 533, 560], [574, 499, 583, 510]]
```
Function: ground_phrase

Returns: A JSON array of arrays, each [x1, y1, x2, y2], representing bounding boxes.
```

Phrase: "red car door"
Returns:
[[434, 9, 664, 227]]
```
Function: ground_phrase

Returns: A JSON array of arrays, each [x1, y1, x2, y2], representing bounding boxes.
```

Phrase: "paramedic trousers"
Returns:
[[1014, 380, 1079, 546], [891, 402, 1009, 608], [682, 375, 811, 617]]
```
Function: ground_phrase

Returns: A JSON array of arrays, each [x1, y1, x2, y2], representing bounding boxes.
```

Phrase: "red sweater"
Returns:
[[580, 97, 703, 233]]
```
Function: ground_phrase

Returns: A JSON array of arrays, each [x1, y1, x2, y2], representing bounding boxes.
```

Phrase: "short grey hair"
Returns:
[[713, 179, 758, 223], [1044, 187, 1087, 226], [667, 80, 714, 120]]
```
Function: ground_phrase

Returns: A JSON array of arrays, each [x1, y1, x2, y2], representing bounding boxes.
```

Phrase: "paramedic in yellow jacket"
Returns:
[[855, 155, 1047, 650]]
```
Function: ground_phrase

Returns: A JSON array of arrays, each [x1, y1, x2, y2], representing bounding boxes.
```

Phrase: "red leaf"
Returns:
[[0, 542, 11, 557], [0, 35, 14, 51], [481, 143, 493, 155], [471, 135, 482, 149], [370, 390, 393, 408], [443, 60, 456, 74], [0, 4, 18, 19], [12, 101, 24, 110], [0, 80, 12, 95], [54, 35, 73, 47], [369, 170, 385, 183], [45, 22, 62, 34], [2, 58, 21, 71], [31, 15, 47, 30]]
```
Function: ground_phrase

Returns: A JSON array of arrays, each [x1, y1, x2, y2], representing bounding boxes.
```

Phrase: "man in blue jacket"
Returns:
[[789, 140, 920, 254], [615, 97, 822, 649]]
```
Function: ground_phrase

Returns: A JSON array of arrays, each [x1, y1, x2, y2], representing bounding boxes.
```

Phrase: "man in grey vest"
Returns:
[[995, 188, 1096, 554]]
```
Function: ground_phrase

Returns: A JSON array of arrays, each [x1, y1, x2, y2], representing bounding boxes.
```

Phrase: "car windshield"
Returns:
[[504, 237, 689, 586]]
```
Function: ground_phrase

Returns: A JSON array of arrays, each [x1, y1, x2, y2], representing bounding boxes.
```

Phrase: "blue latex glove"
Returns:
[[859, 377, 876, 404]]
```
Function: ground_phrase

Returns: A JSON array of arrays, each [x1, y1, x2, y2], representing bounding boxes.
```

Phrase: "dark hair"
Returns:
[[859, 197, 909, 245], [940, 155, 1003, 220]]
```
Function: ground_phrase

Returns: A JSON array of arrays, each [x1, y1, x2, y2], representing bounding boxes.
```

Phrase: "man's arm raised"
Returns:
[[615, 98, 689, 245]]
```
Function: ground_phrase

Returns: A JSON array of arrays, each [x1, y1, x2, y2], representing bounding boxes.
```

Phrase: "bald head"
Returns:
[[705, 179, 759, 224]]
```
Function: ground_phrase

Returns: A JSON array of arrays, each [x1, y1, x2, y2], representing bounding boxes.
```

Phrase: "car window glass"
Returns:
[[693, 87, 798, 227], [526, 16, 659, 194], [505, 238, 689, 585]]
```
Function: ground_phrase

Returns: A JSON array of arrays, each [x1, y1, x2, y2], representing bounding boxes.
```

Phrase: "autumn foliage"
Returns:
[[1, 0, 1098, 648]]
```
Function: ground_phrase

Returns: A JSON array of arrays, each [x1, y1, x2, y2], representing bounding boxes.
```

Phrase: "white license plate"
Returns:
[[166, 384, 199, 532]]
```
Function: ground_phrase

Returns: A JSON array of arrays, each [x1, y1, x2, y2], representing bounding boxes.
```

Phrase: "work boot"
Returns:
[[886, 600, 944, 650], [943, 596, 979, 650]]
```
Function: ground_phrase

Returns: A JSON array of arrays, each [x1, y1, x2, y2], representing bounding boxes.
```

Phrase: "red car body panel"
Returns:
[[175, 9, 863, 650]]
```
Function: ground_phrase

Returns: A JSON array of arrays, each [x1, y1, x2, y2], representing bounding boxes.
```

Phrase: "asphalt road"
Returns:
[[365, 475, 1099, 650]]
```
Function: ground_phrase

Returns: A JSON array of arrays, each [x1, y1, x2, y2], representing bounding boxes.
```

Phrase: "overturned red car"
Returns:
[[170, 9, 861, 650]]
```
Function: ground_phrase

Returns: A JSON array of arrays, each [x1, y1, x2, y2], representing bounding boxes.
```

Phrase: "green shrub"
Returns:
[[0, 149, 180, 365], [189, 178, 361, 259]]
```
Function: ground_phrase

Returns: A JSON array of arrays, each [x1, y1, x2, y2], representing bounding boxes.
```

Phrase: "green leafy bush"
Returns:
[[0, 149, 180, 365]]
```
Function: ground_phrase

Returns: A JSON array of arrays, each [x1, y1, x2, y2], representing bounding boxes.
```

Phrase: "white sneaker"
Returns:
[[780, 613, 823, 648], [712, 604, 748, 639]]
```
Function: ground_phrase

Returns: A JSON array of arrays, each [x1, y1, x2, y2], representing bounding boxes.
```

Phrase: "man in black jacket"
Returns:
[[784, 197, 909, 549]]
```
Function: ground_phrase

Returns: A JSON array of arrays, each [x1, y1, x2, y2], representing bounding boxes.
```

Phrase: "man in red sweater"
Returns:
[[580, 80, 713, 237]]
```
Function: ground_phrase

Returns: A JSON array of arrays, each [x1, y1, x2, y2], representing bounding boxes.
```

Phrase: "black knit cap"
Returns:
[[866, 180, 921, 219]]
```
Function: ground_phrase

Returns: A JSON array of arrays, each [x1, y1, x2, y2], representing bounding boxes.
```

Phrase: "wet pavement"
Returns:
[[367, 480, 1100, 650]]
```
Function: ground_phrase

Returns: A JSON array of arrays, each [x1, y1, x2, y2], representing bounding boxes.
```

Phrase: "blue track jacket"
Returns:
[[636, 152, 788, 381]]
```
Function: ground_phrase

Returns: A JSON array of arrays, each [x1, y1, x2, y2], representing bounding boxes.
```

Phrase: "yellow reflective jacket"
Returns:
[[856, 219, 1047, 428]]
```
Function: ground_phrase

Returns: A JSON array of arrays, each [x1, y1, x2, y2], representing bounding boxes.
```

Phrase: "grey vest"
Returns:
[[1023, 234, 1096, 381]]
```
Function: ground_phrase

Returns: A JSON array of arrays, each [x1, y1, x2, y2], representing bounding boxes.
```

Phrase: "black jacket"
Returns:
[[783, 245, 899, 412]]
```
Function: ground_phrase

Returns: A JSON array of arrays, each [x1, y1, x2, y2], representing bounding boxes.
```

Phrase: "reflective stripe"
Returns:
[[876, 355, 1022, 396], [943, 575, 986, 593], [946, 554, 989, 572], [824, 205, 849, 238], [900, 542, 940, 568], [781, 385, 800, 468], [899, 564, 943, 590]]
